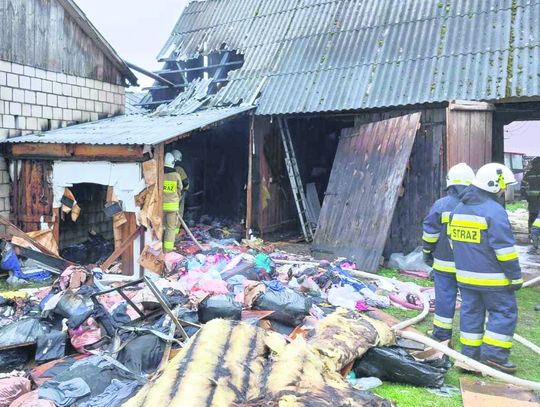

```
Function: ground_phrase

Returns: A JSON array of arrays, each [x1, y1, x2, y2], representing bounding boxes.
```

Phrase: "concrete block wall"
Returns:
[[0, 58, 127, 225], [0, 59, 126, 140]]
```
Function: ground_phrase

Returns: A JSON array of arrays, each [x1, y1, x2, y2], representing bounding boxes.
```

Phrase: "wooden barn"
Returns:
[[2, 0, 540, 273]]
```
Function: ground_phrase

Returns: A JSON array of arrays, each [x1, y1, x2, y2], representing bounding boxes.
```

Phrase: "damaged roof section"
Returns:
[[1, 106, 254, 146], [156, 0, 540, 114]]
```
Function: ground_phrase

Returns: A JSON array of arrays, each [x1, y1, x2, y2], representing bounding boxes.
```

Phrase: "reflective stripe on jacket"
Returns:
[[422, 186, 465, 274], [163, 170, 183, 212], [449, 186, 521, 290]]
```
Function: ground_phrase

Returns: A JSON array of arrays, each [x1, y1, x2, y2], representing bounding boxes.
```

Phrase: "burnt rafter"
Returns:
[[139, 50, 244, 110]]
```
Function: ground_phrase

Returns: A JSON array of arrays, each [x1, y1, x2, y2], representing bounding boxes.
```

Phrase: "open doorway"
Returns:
[[503, 121, 540, 246], [166, 116, 250, 238], [59, 183, 114, 265]]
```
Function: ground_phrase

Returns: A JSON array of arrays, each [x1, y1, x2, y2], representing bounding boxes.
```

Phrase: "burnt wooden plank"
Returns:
[[8, 143, 146, 161], [312, 113, 421, 272], [17, 160, 54, 232]]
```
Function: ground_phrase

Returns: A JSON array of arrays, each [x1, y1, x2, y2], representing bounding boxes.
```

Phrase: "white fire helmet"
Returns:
[[472, 163, 516, 194], [164, 152, 176, 168], [446, 163, 475, 188]]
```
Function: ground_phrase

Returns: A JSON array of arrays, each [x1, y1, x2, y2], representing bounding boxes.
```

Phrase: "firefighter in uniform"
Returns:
[[163, 153, 183, 252], [172, 150, 189, 234], [422, 163, 475, 342], [531, 213, 540, 249], [521, 157, 540, 230], [449, 163, 522, 373]]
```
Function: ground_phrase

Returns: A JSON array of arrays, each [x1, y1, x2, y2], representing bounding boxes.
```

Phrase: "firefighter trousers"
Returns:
[[459, 287, 517, 363], [432, 271, 458, 341], [163, 211, 179, 252]]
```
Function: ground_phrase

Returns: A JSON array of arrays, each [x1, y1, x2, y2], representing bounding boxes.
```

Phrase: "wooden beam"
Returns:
[[449, 100, 495, 112], [0, 215, 60, 258], [8, 144, 146, 161], [120, 212, 137, 275], [101, 226, 142, 271], [246, 115, 254, 238]]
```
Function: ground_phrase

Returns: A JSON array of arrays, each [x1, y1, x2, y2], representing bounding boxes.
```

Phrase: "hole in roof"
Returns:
[[140, 49, 245, 110]]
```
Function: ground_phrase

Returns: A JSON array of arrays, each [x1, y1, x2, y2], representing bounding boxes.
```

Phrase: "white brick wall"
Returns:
[[0, 59, 125, 140], [0, 58, 127, 220]]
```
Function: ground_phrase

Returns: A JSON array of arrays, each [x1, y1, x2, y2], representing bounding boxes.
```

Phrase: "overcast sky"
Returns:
[[75, 0, 189, 90]]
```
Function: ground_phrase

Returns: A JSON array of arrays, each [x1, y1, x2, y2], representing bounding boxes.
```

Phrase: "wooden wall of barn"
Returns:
[[0, 0, 124, 85], [354, 106, 447, 257]]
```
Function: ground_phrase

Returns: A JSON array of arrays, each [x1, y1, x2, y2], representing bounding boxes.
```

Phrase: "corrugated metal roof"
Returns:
[[125, 92, 148, 114], [2, 106, 253, 146], [158, 0, 540, 114]]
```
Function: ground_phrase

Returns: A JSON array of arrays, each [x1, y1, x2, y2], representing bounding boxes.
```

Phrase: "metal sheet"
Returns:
[[312, 113, 421, 272], [154, 0, 540, 115], [1, 106, 254, 146]]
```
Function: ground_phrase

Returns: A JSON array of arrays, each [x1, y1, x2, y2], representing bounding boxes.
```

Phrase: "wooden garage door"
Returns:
[[312, 113, 421, 272]]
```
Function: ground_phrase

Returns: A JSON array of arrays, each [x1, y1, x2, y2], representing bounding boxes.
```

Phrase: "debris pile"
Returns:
[[0, 227, 454, 406]]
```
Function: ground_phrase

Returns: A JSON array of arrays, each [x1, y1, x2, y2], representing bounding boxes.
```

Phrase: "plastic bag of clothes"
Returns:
[[388, 247, 432, 274], [253, 287, 312, 326], [9, 390, 55, 407], [198, 294, 242, 323], [54, 291, 93, 329], [354, 346, 451, 388], [36, 331, 67, 362], [0, 318, 50, 349], [0, 377, 31, 407], [117, 334, 165, 375]]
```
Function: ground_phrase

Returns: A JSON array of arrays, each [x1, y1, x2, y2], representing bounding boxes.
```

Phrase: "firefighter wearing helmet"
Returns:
[[422, 163, 475, 344], [449, 163, 522, 373], [162, 152, 183, 252]]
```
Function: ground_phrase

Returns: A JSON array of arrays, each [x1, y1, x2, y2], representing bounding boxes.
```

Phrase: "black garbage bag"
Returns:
[[253, 287, 312, 327], [0, 348, 32, 372], [198, 295, 242, 324], [117, 334, 165, 375], [0, 318, 50, 348], [177, 308, 200, 337], [353, 346, 450, 388], [54, 291, 94, 329]]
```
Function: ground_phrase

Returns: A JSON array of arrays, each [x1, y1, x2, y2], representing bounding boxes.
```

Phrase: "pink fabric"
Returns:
[[194, 279, 229, 295], [0, 378, 31, 407], [69, 317, 102, 353], [355, 301, 370, 311], [59, 266, 88, 291], [164, 252, 184, 271], [9, 390, 55, 407]]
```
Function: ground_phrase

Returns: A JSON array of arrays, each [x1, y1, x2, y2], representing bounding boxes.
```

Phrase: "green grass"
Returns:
[[372, 268, 540, 406], [506, 200, 528, 212], [0, 279, 53, 292]]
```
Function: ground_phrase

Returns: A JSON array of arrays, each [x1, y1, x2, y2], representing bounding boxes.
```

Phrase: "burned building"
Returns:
[[2, 0, 540, 273], [0, 0, 137, 241]]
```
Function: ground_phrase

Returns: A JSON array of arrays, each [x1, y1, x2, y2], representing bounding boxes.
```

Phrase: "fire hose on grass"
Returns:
[[272, 260, 540, 390], [344, 267, 540, 391]]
